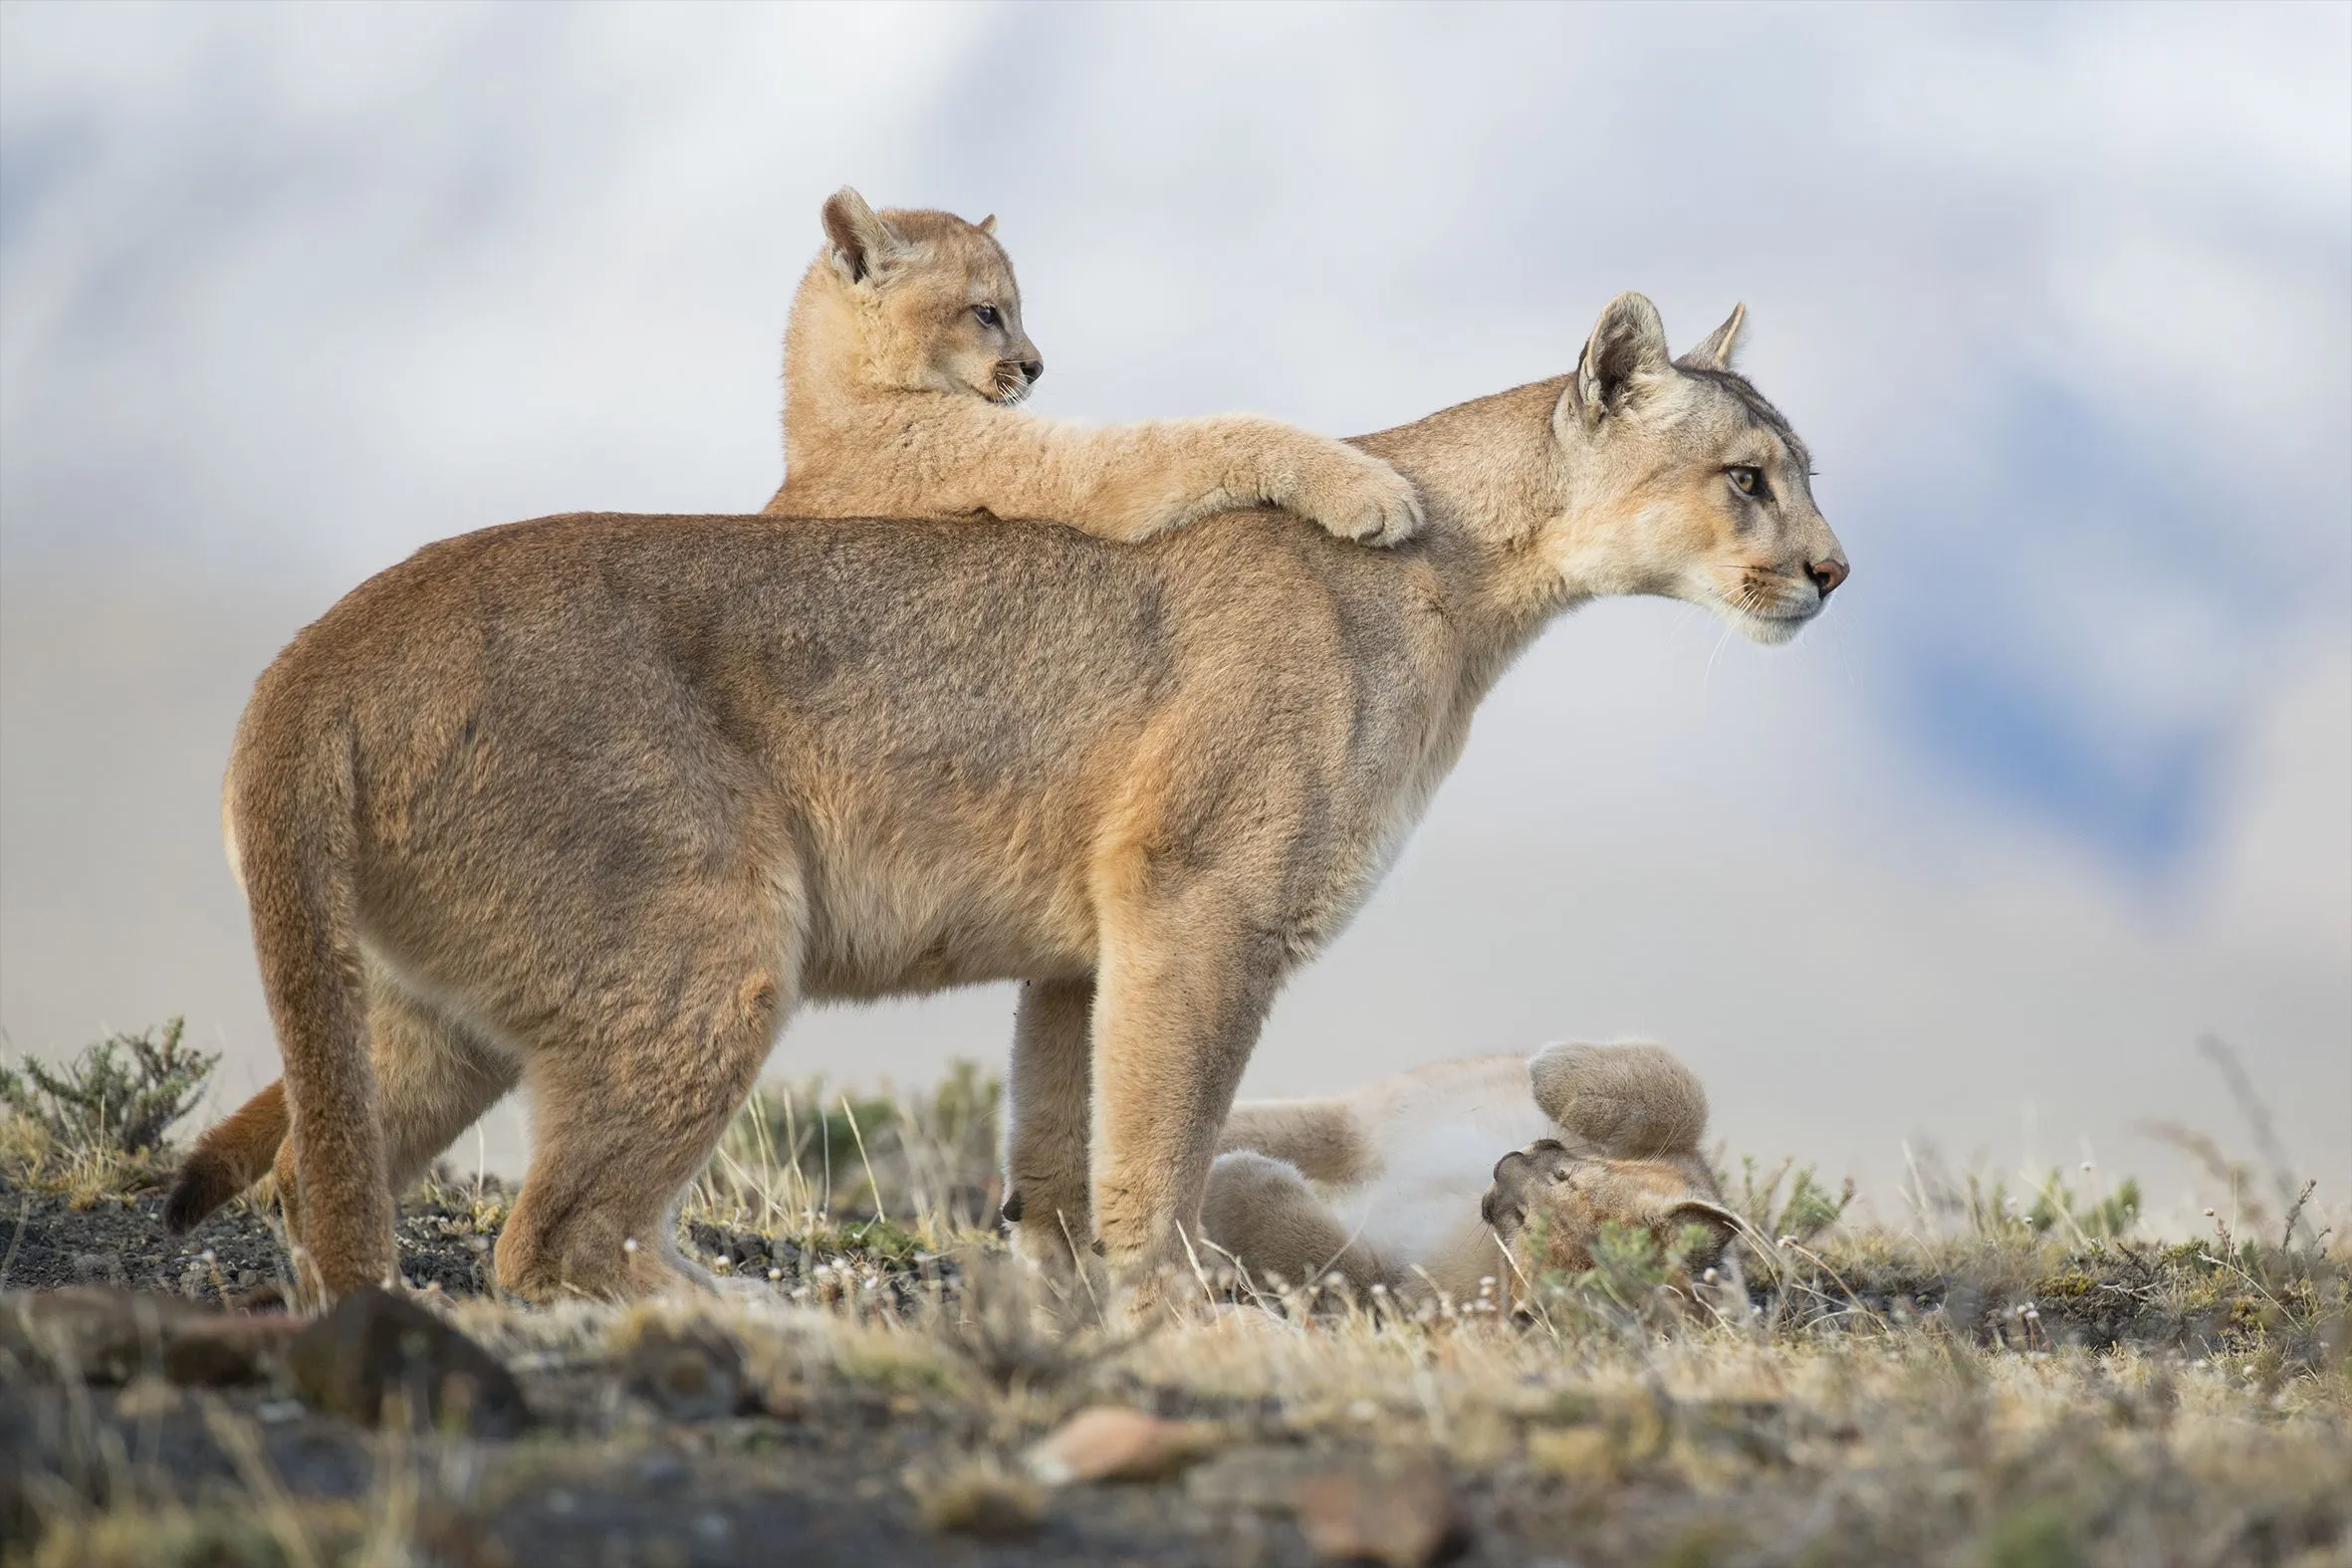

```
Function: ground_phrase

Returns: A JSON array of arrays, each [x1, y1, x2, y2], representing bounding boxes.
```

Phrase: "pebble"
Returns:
[[1291, 1450, 1466, 1568], [1025, 1405, 1220, 1485]]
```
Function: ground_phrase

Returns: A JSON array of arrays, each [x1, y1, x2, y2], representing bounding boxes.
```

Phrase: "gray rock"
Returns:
[[286, 1286, 528, 1438]]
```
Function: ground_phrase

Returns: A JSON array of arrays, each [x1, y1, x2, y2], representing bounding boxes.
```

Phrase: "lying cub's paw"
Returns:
[[1296, 451, 1425, 548], [1481, 1138, 1577, 1241]]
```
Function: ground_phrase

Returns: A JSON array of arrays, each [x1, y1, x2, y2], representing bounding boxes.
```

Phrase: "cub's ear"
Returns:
[[1674, 303, 1747, 372], [975, 213, 998, 236], [1564, 292, 1672, 426], [1659, 1198, 1742, 1257], [821, 186, 903, 285]]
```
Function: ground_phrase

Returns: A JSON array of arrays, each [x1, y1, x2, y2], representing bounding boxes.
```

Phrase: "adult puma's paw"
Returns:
[[1480, 1138, 1576, 1242], [1290, 448, 1425, 548]]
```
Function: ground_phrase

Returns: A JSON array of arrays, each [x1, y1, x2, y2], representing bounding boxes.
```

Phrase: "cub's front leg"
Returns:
[[1204, 418, 1425, 547], [1065, 416, 1423, 548]]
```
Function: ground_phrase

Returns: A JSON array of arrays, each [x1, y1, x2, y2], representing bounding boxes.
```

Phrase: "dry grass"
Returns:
[[4, 1039, 2347, 1566]]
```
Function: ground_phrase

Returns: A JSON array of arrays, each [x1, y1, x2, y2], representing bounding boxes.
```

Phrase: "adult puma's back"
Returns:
[[176, 294, 1843, 1307]]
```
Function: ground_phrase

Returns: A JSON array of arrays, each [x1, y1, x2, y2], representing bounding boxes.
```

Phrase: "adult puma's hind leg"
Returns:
[[271, 971, 519, 1269], [1528, 1041, 1709, 1158], [492, 955, 788, 1302], [1200, 1150, 1395, 1293]]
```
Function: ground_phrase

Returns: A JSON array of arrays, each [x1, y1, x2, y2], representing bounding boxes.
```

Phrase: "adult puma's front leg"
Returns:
[[1003, 978, 1097, 1274], [1087, 909, 1285, 1314]]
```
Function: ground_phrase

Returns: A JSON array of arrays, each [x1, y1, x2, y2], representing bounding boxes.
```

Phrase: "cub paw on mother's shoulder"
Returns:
[[1294, 449, 1425, 549]]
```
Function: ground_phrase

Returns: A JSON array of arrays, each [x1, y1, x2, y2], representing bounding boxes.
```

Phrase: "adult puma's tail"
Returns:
[[163, 1079, 288, 1232], [216, 690, 393, 1297]]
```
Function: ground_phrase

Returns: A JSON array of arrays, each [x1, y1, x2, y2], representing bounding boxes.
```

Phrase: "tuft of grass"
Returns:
[[0, 1019, 217, 1161], [904, 1454, 1046, 1541], [1, 1019, 217, 1200], [693, 1058, 1003, 1247], [1726, 1155, 1854, 1244]]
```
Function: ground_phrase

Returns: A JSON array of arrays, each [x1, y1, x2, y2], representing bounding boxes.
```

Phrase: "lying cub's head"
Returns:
[[1548, 297, 1848, 645], [791, 186, 1043, 404], [1482, 1141, 1737, 1281], [1485, 1041, 1741, 1282]]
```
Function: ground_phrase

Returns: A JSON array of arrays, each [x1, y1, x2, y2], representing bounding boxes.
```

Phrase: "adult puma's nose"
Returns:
[[1020, 360, 1044, 384], [1807, 558, 1848, 598]]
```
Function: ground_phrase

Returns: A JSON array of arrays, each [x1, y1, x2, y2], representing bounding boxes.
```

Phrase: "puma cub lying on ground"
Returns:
[[1204, 1042, 1737, 1305], [763, 187, 1422, 547], [167, 290, 1842, 1309]]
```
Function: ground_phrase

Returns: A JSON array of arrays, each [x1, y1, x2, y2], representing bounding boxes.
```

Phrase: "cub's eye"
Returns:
[[972, 303, 1003, 328], [1726, 465, 1767, 499]]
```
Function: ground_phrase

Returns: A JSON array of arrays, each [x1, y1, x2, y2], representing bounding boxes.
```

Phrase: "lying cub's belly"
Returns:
[[1326, 1093, 1553, 1268]]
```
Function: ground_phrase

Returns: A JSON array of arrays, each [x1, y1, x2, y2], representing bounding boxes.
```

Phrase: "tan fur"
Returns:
[[170, 291, 1841, 1309], [1217, 1099, 1373, 1186], [763, 188, 1423, 547], [1204, 1041, 1734, 1305]]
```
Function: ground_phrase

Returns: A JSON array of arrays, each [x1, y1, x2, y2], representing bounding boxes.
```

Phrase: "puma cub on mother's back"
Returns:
[[764, 188, 1422, 546]]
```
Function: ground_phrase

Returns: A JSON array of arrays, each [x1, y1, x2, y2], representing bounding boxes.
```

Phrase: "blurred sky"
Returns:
[[3, 2, 2346, 1224]]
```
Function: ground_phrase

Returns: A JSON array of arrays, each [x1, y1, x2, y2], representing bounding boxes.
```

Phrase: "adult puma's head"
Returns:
[[1546, 295, 1848, 644], [796, 186, 1044, 405]]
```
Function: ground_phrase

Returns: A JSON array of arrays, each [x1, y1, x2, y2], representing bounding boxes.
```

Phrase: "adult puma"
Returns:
[[171, 293, 1843, 1308], [165, 189, 1420, 1237]]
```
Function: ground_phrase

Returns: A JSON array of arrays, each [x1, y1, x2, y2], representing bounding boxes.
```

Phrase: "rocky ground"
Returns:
[[4, 1059, 2348, 1568]]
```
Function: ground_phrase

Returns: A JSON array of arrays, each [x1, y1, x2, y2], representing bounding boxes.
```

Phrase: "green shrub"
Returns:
[[0, 1018, 217, 1158]]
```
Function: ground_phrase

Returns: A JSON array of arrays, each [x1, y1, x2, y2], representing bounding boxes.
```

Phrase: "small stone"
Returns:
[[1292, 1450, 1466, 1568], [286, 1287, 529, 1438], [1025, 1405, 1218, 1486], [635, 1450, 691, 1486], [1184, 1447, 1316, 1514], [615, 1323, 748, 1421]]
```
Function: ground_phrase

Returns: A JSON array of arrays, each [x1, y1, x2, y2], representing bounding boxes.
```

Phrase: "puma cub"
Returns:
[[1204, 1042, 1737, 1305], [763, 188, 1422, 546]]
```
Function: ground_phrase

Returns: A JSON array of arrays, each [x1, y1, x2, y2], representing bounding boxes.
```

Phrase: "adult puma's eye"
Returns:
[[1726, 466, 1766, 499], [972, 303, 1003, 328]]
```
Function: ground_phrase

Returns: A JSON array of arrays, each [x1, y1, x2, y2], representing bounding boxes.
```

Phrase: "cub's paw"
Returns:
[[1480, 1138, 1577, 1242], [1294, 450, 1425, 548]]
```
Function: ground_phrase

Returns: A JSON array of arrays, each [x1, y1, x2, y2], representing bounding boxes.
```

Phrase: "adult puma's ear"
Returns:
[[821, 186, 902, 285], [1565, 292, 1671, 426], [1674, 303, 1747, 372], [975, 213, 998, 236]]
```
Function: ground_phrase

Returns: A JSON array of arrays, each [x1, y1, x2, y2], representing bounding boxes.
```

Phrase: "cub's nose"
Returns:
[[1807, 558, 1849, 598], [1020, 360, 1044, 384]]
